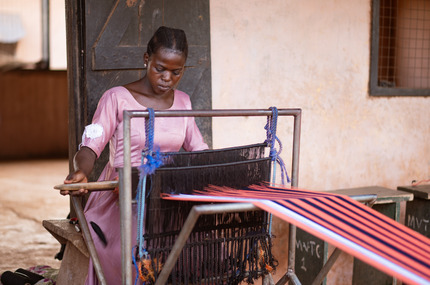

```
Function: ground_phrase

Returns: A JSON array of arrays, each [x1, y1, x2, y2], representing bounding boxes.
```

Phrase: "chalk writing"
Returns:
[[300, 257, 307, 271], [407, 215, 429, 233], [296, 239, 322, 259]]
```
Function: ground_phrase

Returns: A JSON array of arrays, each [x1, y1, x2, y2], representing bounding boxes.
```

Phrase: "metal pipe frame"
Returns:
[[71, 196, 107, 285], [311, 248, 343, 285], [121, 108, 302, 285], [156, 203, 260, 284]]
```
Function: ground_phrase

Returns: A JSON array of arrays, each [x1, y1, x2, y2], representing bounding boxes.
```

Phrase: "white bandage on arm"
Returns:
[[79, 123, 104, 149]]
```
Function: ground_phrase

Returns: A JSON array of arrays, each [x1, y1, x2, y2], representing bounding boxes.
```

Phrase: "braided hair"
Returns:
[[147, 26, 188, 59]]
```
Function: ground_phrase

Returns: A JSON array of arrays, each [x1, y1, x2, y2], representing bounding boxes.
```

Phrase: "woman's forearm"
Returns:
[[73, 146, 97, 177]]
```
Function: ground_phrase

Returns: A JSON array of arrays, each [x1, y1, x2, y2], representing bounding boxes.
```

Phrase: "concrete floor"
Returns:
[[0, 159, 70, 274]]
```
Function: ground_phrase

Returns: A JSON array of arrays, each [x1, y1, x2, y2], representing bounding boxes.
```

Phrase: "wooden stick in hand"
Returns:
[[54, 180, 119, 191]]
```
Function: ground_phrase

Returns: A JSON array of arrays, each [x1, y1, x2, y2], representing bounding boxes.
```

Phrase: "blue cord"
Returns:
[[265, 107, 290, 235], [264, 106, 291, 185], [145, 108, 155, 154], [132, 246, 139, 285], [134, 108, 164, 279]]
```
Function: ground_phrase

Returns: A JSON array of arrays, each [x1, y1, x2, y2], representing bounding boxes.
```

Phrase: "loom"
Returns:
[[57, 108, 430, 285], [117, 108, 301, 285]]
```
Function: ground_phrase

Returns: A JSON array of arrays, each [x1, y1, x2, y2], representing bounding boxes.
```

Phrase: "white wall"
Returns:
[[49, 0, 67, 70], [210, 0, 429, 192], [0, 0, 66, 69], [210, 2, 429, 282]]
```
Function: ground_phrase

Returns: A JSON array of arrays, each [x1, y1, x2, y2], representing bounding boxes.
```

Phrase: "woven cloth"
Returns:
[[162, 183, 430, 285]]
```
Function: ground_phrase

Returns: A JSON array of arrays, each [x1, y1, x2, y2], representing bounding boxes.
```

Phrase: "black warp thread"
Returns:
[[132, 143, 278, 284]]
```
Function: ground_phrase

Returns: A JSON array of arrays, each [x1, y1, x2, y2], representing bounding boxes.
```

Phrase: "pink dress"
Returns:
[[80, 86, 208, 285]]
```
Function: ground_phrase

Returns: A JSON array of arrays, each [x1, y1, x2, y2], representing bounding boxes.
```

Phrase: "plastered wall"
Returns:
[[0, 0, 67, 69], [209, 1, 429, 283], [210, 0, 429, 192]]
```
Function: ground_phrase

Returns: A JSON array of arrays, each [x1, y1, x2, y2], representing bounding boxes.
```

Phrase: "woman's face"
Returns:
[[145, 48, 186, 95]]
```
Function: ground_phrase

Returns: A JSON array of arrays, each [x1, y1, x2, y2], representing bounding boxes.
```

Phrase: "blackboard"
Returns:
[[295, 227, 328, 285], [398, 185, 430, 238]]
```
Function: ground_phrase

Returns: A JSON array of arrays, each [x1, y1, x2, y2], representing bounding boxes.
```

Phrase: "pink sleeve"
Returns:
[[182, 98, 209, 151], [80, 90, 118, 157], [183, 116, 209, 151]]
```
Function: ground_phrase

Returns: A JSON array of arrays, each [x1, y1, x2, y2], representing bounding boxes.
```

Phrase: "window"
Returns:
[[370, 0, 430, 96]]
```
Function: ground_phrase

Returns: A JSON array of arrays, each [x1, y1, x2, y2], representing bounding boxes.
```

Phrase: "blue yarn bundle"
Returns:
[[139, 148, 164, 179], [264, 107, 290, 185]]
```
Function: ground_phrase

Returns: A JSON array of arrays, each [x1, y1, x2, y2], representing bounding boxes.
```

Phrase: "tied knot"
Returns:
[[139, 108, 163, 177], [269, 148, 277, 159], [139, 148, 164, 177]]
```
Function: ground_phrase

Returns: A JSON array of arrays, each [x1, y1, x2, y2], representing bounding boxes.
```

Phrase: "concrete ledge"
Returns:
[[43, 219, 89, 285], [43, 219, 89, 258], [326, 185, 413, 204]]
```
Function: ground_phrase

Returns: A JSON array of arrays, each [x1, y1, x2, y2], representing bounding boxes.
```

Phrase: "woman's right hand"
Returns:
[[60, 170, 89, 196], [60, 147, 97, 196]]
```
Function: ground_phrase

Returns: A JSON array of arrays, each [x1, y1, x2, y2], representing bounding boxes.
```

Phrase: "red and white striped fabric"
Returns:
[[162, 184, 430, 285]]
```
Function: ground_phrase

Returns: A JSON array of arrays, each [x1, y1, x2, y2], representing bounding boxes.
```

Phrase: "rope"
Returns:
[[264, 106, 290, 185], [134, 108, 164, 282], [132, 246, 139, 285]]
